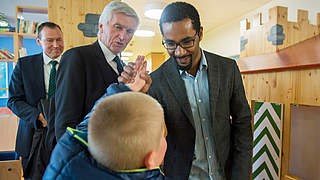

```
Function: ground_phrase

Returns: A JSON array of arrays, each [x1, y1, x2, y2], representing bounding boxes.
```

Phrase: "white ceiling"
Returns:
[[1, 0, 271, 61]]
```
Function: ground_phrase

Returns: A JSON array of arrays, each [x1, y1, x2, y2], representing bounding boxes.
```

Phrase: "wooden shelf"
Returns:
[[0, 32, 38, 37], [0, 32, 16, 37], [17, 33, 37, 38], [0, 59, 16, 62], [237, 35, 320, 73], [0, 32, 37, 37], [16, 6, 48, 14], [0, 6, 47, 63], [14, 6, 47, 60]]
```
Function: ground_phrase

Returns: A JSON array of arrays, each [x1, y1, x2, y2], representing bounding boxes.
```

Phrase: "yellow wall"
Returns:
[[145, 52, 166, 72]]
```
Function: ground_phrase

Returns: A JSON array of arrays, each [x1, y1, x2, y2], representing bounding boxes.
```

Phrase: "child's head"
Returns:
[[88, 92, 167, 171]]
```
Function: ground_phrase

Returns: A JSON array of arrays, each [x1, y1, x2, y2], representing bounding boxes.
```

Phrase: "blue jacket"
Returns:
[[7, 53, 46, 170], [43, 128, 166, 180], [43, 83, 166, 180]]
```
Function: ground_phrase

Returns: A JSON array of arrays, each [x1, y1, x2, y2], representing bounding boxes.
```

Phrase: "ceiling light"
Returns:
[[121, 56, 129, 61], [134, 30, 155, 37], [121, 52, 133, 57], [144, 2, 163, 20]]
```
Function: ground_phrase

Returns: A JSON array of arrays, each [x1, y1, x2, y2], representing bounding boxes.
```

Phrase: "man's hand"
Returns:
[[118, 62, 136, 84], [139, 71, 152, 93], [119, 56, 152, 93], [38, 113, 47, 127]]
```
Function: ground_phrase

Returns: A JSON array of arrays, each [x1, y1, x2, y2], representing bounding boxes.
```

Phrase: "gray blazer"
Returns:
[[148, 50, 253, 180]]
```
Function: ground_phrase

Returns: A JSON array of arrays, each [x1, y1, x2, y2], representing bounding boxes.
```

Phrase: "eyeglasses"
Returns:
[[162, 33, 198, 50]]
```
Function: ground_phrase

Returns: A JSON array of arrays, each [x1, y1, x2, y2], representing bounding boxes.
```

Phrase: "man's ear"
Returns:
[[36, 37, 42, 47], [99, 23, 104, 34], [199, 26, 203, 41], [144, 151, 156, 170]]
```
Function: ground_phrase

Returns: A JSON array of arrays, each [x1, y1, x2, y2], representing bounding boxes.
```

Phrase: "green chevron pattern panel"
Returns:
[[253, 101, 283, 180]]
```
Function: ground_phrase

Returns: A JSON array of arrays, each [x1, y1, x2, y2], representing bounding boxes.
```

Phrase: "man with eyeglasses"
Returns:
[[120, 2, 252, 180]]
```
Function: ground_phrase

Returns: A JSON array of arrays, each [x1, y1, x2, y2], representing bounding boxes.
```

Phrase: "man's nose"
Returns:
[[174, 45, 186, 56], [118, 30, 126, 40], [52, 40, 58, 47]]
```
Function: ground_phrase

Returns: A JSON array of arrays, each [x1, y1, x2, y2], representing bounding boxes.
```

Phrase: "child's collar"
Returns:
[[116, 166, 160, 173]]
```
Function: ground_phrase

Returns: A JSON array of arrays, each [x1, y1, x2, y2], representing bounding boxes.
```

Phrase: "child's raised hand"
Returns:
[[127, 56, 151, 92]]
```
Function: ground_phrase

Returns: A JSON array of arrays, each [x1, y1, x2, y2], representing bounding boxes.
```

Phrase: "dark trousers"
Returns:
[[24, 98, 56, 180]]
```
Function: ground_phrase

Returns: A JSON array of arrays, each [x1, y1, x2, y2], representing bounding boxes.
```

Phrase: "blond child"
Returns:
[[44, 57, 168, 179]]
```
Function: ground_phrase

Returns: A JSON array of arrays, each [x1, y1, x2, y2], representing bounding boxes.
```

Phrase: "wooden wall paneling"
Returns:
[[242, 68, 320, 180], [240, 6, 320, 180], [275, 6, 288, 51], [242, 70, 294, 103], [240, 6, 320, 58], [48, 0, 117, 51], [281, 102, 292, 180], [295, 68, 320, 105]]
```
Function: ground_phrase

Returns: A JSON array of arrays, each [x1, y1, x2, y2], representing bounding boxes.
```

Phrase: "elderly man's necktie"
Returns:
[[113, 56, 124, 74]]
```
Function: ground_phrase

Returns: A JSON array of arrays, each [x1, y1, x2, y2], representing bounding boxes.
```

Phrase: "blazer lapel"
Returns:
[[164, 58, 194, 127], [205, 51, 220, 123], [92, 41, 117, 82], [35, 53, 46, 98]]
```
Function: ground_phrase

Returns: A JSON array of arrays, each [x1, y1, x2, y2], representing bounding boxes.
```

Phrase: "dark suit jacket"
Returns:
[[55, 41, 119, 140], [7, 53, 46, 169], [148, 51, 253, 180]]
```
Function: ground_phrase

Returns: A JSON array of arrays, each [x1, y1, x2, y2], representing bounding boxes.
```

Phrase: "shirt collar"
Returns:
[[43, 52, 61, 65], [179, 48, 207, 75], [98, 39, 120, 63]]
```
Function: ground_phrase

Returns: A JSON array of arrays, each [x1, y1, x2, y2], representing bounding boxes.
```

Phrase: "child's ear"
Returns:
[[144, 151, 156, 170]]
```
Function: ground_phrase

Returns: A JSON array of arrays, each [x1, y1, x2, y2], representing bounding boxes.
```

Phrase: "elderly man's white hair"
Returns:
[[97, 1, 139, 36]]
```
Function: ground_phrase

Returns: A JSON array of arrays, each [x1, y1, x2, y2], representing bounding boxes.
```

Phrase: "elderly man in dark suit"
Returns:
[[8, 22, 64, 179], [120, 2, 253, 180], [54, 1, 139, 140]]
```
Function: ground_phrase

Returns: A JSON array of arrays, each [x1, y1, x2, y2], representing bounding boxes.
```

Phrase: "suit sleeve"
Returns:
[[229, 61, 253, 179], [55, 49, 86, 140], [7, 59, 40, 129]]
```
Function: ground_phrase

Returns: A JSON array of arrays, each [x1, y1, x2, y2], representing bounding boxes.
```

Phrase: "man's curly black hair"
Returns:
[[159, 2, 201, 35]]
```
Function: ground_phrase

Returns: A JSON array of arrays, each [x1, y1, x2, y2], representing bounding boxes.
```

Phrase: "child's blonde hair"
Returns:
[[88, 92, 164, 170]]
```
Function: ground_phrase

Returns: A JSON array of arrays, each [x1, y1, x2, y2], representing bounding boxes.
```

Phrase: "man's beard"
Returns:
[[173, 55, 192, 71]]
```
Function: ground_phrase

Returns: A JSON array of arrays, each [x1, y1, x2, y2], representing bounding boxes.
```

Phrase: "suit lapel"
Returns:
[[164, 58, 194, 126], [35, 53, 46, 98], [205, 51, 220, 124], [92, 41, 117, 82]]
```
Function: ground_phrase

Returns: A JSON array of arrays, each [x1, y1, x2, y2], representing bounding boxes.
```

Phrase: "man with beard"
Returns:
[[8, 22, 64, 179], [54, 1, 139, 140], [120, 2, 253, 180]]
